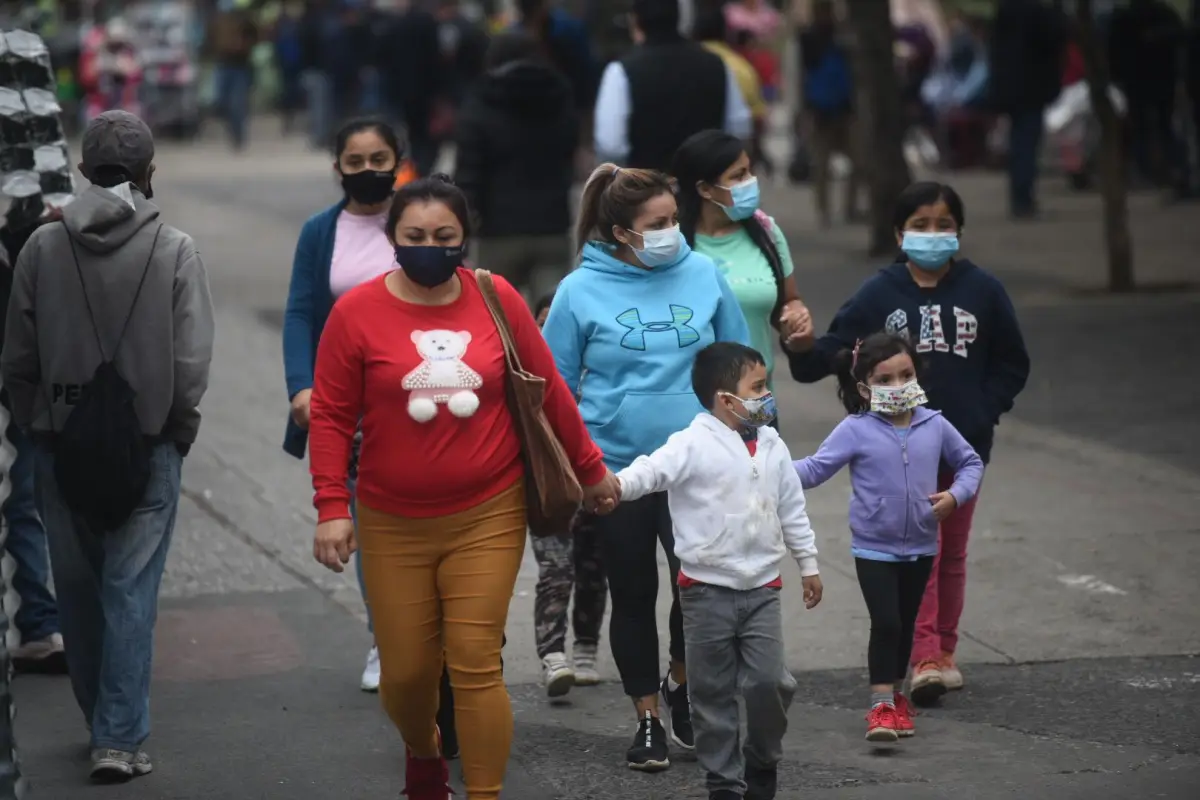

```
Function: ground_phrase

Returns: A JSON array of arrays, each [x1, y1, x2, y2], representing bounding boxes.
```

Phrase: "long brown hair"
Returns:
[[574, 163, 674, 254]]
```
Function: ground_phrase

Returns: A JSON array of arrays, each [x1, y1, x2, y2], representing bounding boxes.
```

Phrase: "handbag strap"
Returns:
[[474, 269, 525, 374]]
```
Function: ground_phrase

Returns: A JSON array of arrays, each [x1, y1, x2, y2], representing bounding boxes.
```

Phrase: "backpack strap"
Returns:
[[62, 221, 163, 364]]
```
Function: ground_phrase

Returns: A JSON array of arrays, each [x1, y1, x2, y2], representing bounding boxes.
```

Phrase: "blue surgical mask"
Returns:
[[717, 177, 760, 222], [901, 231, 959, 270], [630, 225, 684, 268]]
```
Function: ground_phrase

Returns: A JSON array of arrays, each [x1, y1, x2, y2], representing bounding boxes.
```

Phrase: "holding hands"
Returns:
[[779, 300, 815, 353], [582, 468, 622, 515]]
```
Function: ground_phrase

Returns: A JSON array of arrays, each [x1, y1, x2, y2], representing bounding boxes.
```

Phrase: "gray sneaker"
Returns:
[[130, 751, 153, 776], [89, 749, 134, 783]]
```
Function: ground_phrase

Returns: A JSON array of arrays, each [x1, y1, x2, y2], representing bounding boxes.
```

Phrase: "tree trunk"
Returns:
[[845, 0, 912, 257], [1075, 0, 1135, 292]]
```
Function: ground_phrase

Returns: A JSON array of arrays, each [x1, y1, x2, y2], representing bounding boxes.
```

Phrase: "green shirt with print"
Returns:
[[695, 218, 794, 383]]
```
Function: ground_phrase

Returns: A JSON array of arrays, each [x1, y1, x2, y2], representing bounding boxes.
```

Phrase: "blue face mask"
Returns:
[[901, 231, 959, 270], [717, 177, 760, 222]]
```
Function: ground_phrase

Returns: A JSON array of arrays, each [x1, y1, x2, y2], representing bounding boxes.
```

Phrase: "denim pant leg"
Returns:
[[680, 583, 744, 795], [348, 471, 373, 634], [1007, 109, 1044, 214], [217, 66, 251, 148], [3, 423, 59, 642], [36, 443, 182, 751]]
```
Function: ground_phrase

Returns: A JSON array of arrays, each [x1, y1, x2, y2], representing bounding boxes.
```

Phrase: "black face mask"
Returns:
[[394, 244, 466, 288], [340, 169, 395, 206]]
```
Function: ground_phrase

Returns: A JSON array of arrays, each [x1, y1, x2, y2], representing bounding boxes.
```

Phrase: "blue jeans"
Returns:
[[35, 442, 182, 752], [215, 65, 253, 149], [348, 479, 372, 634], [303, 69, 333, 150], [3, 423, 59, 642], [1007, 109, 1044, 214]]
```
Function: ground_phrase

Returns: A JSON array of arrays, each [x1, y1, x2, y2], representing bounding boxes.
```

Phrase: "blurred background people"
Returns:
[[454, 30, 578, 301]]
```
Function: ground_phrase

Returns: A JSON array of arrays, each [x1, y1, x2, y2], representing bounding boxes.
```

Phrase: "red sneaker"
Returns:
[[865, 704, 900, 743], [403, 738, 452, 800], [892, 692, 916, 737]]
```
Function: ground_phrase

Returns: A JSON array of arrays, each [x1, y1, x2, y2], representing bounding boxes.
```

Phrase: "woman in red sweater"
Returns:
[[308, 175, 618, 800]]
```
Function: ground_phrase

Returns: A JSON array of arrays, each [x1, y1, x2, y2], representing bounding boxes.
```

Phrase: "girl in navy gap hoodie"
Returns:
[[783, 181, 1030, 706]]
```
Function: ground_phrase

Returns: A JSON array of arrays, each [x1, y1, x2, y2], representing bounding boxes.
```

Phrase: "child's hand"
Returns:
[[594, 496, 618, 515], [929, 491, 958, 522], [801, 574, 823, 609]]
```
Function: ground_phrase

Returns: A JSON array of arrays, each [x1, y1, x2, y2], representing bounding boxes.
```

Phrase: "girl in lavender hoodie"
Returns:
[[794, 332, 982, 744]]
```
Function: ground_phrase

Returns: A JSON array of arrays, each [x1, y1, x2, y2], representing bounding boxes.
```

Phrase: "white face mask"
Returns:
[[629, 225, 683, 267]]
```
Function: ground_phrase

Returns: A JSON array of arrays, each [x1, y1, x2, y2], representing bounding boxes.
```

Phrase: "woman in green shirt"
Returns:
[[672, 130, 814, 391]]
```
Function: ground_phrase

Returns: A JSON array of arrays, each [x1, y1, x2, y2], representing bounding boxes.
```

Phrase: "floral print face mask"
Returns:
[[865, 380, 927, 416]]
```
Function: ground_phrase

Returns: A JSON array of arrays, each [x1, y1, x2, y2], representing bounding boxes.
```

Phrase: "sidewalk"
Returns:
[[9, 136, 1200, 798]]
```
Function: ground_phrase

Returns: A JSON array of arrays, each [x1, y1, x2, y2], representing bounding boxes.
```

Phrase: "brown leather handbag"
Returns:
[[475, 270, 583, 535]]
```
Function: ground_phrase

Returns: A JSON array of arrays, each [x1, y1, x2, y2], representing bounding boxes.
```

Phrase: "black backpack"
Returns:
[[52, 222, 163, 532]]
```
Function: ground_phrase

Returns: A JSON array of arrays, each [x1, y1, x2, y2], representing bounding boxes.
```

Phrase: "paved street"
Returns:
[[11, 124, 1200, 799]]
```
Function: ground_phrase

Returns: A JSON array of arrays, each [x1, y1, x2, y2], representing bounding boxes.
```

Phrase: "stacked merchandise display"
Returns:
[[0, 392, 25, 799], [0, 29, 65, 799], [1, 28, 75, 234]]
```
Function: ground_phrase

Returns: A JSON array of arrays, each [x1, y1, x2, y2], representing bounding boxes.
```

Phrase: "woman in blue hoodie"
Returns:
[[796, 332, 983, 743], [542, 163, 751, 772], [784, 181, 1030, 705]]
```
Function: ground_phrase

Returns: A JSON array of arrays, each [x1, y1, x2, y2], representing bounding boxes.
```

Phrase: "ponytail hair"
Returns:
[[575, 163, 675, 254], [833, 331, 920, 415]]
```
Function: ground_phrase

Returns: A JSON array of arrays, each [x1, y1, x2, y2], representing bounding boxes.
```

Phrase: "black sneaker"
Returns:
[[745, 764, 778, 800], [660, 676, 695, 750], [626, 710, 670, 772]]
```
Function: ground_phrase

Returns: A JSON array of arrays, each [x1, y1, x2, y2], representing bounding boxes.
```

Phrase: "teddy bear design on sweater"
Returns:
[[402, 329, 484, 422]]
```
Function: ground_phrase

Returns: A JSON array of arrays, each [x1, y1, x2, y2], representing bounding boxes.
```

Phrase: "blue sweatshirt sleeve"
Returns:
[[713, 268, 752, 346], [794, 416, 858, 489], [938, 416, 984, 507], [541, 282, 585, 396], [982, 278, 1030, 422], [283, 219, 319, 400], [786, 277, 879, 383]]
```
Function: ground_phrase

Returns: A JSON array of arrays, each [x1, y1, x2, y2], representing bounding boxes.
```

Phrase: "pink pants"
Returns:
[[910, 470, 983, 666]]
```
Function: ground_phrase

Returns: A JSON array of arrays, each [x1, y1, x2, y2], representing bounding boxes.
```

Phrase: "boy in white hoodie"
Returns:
[[616, 342, 822, 800]]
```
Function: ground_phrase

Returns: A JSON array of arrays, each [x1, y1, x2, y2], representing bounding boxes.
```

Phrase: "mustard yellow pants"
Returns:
[[357, 479, 526, 800]]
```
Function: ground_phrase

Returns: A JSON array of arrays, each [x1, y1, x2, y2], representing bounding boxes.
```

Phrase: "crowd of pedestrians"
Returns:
[[264, 2, 1032, 793], [0, 0, 1073, 797]]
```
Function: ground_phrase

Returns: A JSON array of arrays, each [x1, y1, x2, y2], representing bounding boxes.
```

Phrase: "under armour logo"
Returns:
[[615, 305, 700, 351]]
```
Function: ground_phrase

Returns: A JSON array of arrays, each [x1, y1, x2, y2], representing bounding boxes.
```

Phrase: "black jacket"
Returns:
[[988, 0, 1067, 113], [453, 60, 578, 238], [620, 34, 726, 171]]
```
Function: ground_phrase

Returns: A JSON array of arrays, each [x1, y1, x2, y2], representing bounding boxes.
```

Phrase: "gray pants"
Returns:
[[475, 234, 573, 303], [680, 583, 795, 795]]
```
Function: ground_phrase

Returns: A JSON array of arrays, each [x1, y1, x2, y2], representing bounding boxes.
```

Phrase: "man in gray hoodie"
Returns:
[[0, 110, 214, 783]]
